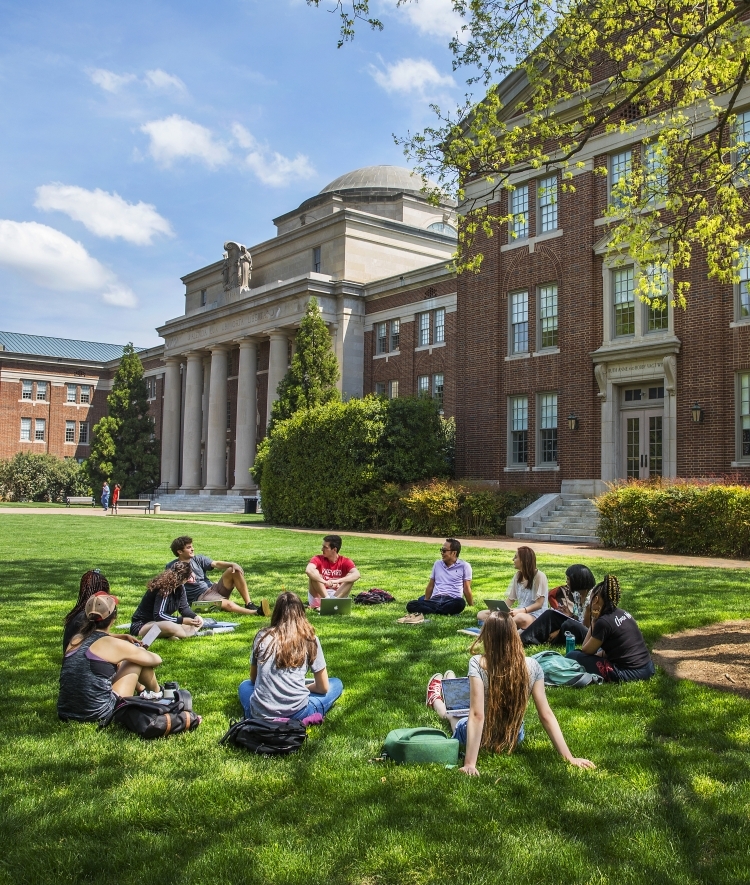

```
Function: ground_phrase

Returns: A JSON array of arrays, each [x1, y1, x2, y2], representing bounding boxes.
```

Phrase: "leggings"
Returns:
[[519, 609, 588, 647]]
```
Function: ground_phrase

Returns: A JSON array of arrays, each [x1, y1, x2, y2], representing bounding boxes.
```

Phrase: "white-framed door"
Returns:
[[622, 409, 663, 479]]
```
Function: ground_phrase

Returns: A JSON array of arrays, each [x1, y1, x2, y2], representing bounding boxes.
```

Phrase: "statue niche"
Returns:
[[222, 242, 252, 293]]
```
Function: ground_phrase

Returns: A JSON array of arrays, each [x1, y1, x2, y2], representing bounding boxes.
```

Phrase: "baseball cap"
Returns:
[[85, 592, 119, 621]]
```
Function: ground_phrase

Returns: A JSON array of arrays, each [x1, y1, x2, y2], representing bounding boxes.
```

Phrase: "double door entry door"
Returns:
[[622, 409, 663, 479]]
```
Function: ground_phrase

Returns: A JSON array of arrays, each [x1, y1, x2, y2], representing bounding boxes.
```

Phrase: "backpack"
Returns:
[[354, 589, 396, 605], [531, 651, 603, 688], [102, 690, 200, 739], [381, 727, 460, 765], [219, 717, 308, 755]]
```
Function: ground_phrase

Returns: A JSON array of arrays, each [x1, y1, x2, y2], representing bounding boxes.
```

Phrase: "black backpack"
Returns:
[[102, 690, 200, 739], [354, 589, 395, 605], [219, 717, 307, 755]]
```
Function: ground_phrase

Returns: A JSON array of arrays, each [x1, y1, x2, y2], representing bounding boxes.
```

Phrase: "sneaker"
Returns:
[[140, 689, 164, 700], [244, 602, 260, 614], [397, 613, 425, 624], [426, 673, 443, 708], [257, 598, 271, 617], [309, 599, 321, 610]]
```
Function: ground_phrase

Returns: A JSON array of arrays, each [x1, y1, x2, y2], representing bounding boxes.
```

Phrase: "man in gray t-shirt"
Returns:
[[401, 538, 473, 621]]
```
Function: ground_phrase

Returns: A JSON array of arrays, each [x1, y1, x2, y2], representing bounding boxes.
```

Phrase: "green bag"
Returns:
[[381, 727, 460, 765], [531, 651, 603, 687]]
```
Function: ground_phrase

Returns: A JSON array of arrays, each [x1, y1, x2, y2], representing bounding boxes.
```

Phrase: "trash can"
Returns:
[[244, 497, 258, 514], [153, 503, 161, 515]]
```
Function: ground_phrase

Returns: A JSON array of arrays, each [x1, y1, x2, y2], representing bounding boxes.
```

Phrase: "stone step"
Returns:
[[154, 494, 252, 513], [514, 532, 600, 544]]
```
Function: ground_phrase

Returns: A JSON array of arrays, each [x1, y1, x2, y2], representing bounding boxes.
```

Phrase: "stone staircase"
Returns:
[[153, 494, 252, 513], [513, 495, 600, 544]]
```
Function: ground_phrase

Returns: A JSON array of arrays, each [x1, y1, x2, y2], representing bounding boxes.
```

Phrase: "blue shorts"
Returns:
[[452, 718, 525, 747]]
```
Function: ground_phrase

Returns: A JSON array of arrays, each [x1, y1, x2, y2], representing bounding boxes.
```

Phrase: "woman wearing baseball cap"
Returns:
[[58, 593, 164, 723]]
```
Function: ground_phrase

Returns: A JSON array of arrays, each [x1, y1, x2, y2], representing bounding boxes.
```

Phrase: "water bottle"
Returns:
[[163, 681, 179, 700], [564, 632, 575, 654]]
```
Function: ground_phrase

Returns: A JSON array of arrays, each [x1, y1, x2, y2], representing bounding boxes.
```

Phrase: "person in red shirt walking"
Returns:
[[110, 483, 121, 516], [305, 535, 361, 610]]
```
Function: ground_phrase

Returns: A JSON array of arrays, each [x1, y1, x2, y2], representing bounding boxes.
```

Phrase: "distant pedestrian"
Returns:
[[101, 481, 110, 513], [111, 483, 121, 515]]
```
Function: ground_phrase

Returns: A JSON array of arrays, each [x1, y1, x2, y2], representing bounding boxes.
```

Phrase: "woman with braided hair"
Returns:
[[63, 570, 140, 651], [566, 574, 654, 683], [426, 611, 595, 776]]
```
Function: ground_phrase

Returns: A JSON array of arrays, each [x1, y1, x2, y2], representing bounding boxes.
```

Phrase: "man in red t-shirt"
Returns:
[[305, 535, 361, 609]]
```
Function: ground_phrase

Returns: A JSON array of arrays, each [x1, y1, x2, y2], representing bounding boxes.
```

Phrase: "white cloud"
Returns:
[[0, 220, 137, 307], [88, 68, 138, 93], [140, 115, 231, 168], [35, 184, 174, 245], [370, 57, 455, 95], [398, 0, 463, 39], [144, 69, 187, 93], [232, 123, 316, 187]]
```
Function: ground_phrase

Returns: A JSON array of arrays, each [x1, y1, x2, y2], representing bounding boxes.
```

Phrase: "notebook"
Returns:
[[483, 599, 510, 613], [441, 677, 471, 717], [140, 624, 162, 648], [319, 597, 352, 616]]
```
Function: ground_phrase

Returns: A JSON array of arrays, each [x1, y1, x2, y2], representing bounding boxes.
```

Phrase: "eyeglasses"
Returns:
[[440, 547, 452, 553]]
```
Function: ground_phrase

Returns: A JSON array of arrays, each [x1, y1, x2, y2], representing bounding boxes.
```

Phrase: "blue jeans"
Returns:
[[565, 650, 655, 683], [452, 718, 524, 747], [406, 595, 466, 615], [238, 677, 343, 720]]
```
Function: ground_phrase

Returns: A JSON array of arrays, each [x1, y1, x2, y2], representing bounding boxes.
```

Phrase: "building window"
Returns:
[[434, 308, 445, 343], [510, 291, 529, 354], [418, 313, 430, 347], [79, 422, 89, 445], [610, 149, 633, 208], [67, 384, 77, 403], [539, 393, 558, 464], [80, 385, 91, 404], [735, 111, 750, 180], [389, 380, 399, 399], [538, 175, 558, 232], [20, 418, 31, 441], [433, 373, 444, 411], [613, 266, 635, 336], [35, 418, 46, 441], [36, 381, 47, 401], [200, 288, 207, 306], [510, 396, 529, 465], [740, 373, 750, 458], [22, 380, 32, 400], [312, 246, 321, 274], [737, 247, 750, 321], [646, 263, 669, 331], [538, 283, 558, 349], [65, 421, 76, 443], [375, 382, 387, 396], [418, 375, 430, 396], [427, 221, 457, 236], [510, 184, 529, 239], [390, 319, 400, 351], [376, 322, 388, 355], [226, 401, 232, 430], [643, 143, 667, 203]]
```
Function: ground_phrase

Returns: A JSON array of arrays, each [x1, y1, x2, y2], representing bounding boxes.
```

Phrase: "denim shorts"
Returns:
[[452, 718, 525, 746]]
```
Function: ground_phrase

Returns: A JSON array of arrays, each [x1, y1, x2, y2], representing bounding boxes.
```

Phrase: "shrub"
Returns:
[[0, 453, 91, 502], [596, 480, 750, 556]]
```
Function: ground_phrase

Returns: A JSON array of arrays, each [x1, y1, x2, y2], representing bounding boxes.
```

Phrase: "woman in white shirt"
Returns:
[[477, 546, 549, 630]]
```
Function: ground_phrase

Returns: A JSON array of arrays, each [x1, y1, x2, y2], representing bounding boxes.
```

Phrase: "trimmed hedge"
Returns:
[[596, 481, 750, 556], [0, 453, 92, 502]]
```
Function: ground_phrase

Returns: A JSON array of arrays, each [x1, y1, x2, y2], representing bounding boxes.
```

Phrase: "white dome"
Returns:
[[319, 165, 435, 195]]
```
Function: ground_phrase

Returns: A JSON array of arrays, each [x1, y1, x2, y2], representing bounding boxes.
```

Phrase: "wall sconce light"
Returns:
[[691, 402, 704, 424], [567, 414, 579, 431]]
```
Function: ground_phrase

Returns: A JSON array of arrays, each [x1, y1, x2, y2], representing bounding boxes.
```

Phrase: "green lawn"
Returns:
[[1, 515, 748, 885]]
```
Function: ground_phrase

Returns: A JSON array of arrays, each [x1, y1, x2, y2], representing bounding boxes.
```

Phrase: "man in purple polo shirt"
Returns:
[[400, 538, 473, 623]]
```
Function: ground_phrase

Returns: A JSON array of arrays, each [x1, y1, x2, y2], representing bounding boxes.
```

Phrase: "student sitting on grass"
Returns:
[[63, 569, 142, 651], [566, 574, 655, 683], [476, 546, 548, 631], [426, 611, 595, 776], [129, 562, 204, 641], [58, 593, 171, 723], [238, 591, 343, 721], [519, 564, 597, 647], [400, 538, 473, 623]]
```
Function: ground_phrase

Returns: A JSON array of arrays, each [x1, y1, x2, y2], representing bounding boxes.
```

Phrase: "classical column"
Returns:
[[204, 345, 229, 492], [233, 338, 258, 492], [200, 355, 211, 486], [180, 352, 204, 491], [266, 330, 289, 427], [161, 357, 182, 491]]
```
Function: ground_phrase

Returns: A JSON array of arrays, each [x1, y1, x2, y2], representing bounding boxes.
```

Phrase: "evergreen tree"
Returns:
[[270, 296, 340, 424], [86, 344, 160, 497]]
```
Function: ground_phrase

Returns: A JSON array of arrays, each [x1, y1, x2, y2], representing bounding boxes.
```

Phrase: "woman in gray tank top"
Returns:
[[58, 593, 163, 722]]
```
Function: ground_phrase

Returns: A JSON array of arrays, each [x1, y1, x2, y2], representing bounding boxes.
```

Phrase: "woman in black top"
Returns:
[[520, 564, 596, 647], [130, 562, 204, 640], [63, 570, 142, 652], [566, 574, 654, 683]]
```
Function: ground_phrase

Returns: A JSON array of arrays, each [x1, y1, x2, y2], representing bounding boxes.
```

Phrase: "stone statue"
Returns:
[[222, 242, 252, 292]]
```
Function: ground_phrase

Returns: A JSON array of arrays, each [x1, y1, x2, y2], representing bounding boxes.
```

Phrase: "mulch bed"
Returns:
[[652, 620, 750, 700]]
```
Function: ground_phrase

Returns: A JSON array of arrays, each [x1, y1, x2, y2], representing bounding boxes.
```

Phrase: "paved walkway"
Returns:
[[2, 506, 749, 569]]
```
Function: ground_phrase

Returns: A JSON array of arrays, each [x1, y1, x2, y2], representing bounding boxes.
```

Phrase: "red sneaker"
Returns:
[[426, 673, 443, 708]]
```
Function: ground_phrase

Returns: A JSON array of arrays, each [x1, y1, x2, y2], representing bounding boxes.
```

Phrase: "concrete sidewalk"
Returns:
[[2, 506, 749, 570]]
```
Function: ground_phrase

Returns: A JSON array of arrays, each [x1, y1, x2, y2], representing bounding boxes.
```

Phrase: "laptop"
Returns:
[[191, 600, 225, 614], [483, 599, 510, 613], [319, 597, 352, 616], [441, 677, 471, 717]]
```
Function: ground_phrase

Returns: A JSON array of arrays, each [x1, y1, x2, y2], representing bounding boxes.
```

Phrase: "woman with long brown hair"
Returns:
[[238, 591, 343, 720], [427, 611, 595, 776], [129, 562, 204, 640]]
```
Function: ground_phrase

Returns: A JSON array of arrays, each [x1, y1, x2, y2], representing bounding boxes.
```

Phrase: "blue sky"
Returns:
[[0, 0, 468, 347]]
